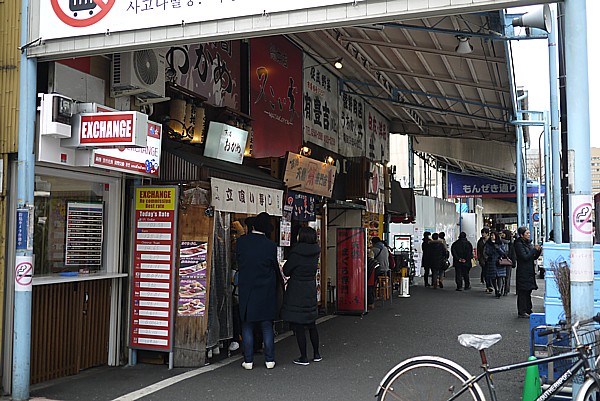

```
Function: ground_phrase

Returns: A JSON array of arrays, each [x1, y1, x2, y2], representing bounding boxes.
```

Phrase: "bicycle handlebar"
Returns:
[[536, 314, 600, 338], [538, 327, 561, 337]]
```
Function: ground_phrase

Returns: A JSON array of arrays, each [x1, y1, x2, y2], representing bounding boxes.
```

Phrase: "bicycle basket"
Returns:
[[546, 327, 600, 383]]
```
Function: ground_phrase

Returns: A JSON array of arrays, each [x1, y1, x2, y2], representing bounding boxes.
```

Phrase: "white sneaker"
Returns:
[[265, 361, 276, 369], [241, 361, 253, 370], [228, 341, 240, 351]]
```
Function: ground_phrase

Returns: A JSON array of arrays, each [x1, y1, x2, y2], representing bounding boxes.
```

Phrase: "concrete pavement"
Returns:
[[22, 268, 544, 401]]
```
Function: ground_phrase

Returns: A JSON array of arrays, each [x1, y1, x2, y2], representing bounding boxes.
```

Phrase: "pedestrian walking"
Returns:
[[421, 231, 432, 287], [477, 227, 491, 291], [514, 226, 542, 318], [451, 232, 473, 291], [484, 231, 508, 298], [281, 227, 322, 365], [235, 212, 278, 370], [501, 229, 516, 296], [428, 233, 449, 289]]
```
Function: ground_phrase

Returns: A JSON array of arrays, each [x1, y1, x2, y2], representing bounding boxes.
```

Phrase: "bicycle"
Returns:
[[375, 313, 600, 401]]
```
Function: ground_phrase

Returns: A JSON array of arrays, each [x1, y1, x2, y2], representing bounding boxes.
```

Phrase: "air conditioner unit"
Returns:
[[111, 49, 166, 99]]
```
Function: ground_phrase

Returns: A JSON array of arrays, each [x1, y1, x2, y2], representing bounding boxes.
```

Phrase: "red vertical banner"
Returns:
[[130, 186, 178, 352], [336, 228, 366, 314], [249, 36, 303, 158]]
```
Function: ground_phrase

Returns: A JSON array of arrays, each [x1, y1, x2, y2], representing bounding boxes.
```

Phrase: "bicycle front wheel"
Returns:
[[376, 356, 487, 401], [575, 378, 600, 401]]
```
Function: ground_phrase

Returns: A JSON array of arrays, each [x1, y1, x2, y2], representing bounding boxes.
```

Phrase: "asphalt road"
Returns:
[[26, 267, 544, 401]]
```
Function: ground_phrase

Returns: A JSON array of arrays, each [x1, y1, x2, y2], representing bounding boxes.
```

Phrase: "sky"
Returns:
[[510, 1, 599, 148]]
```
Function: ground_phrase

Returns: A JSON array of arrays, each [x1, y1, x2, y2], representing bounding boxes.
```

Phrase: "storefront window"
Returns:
[[34, 174, 108, 276]]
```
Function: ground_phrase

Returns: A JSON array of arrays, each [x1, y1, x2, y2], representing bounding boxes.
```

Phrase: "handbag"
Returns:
[[497, 256, 512, 267]]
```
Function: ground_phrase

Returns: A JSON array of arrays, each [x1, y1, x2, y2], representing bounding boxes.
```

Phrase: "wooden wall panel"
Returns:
[[173, 205, 212, 367], [30, 280, 111, 384]]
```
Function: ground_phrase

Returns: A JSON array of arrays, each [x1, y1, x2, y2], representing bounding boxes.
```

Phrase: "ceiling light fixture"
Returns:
[[333, 58, 343, 69], [455, 36, 473, 55]]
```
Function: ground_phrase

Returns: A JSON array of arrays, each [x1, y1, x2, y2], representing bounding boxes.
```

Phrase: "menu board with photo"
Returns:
[[279, 221, 291, 247], [363, 212, 383, 240], [65, 202, 104, 267], [177, 241, 208, 317]]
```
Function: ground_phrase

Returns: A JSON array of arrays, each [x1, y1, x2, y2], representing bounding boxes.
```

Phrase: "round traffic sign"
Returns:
[[532, 212, 540, 222]]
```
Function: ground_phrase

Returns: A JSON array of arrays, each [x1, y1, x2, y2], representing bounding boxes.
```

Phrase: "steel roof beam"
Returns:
[[339, 35, 506, 63]]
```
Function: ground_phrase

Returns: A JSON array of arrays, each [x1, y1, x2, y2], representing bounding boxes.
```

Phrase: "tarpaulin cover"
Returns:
[[387, 182, 416, 224]]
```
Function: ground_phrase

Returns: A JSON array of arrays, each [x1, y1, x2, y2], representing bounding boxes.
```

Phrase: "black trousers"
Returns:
[[454, 265, 470, 289], [517, 289, 533, 315], [292, 322, 319, 359]]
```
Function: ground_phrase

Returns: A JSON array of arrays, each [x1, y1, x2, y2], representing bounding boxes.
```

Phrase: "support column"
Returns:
[[549, 9, 563, 243], [13, 0, 37, 398], [544, 111, 552, 240], [565, 0, 593, 324], [516, 126, 524, 227]]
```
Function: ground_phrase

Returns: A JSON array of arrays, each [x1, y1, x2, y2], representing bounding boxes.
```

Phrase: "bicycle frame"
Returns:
[[446, 349, 590, 401]]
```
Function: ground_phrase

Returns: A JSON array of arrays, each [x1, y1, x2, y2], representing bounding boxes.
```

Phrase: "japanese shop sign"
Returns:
[[303, 55, 339, 153], [283, 152, 336, 198], [285, 189, 317, 222], [447, 172, 545, 198], [164, 41, 242, 111], [364, 104, 390, 162], [211, 178, 283, 216], [338, 93, 365, 158], [40, 1, 363, 41], [130, 186, 177, 352], [63, 111, 148, 148], [336, 228, 366, 315], [250, 36, 302, 158], [91, 121, 162, 177], [203, 122, 248, 164]]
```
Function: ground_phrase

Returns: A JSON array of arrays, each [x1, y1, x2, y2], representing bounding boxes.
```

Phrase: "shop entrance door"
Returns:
[[31, 279, 111, 384]]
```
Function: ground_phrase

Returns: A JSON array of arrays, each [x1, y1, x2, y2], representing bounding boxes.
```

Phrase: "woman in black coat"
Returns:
[[236, 212, 278, 370], [282, 227, 322, 365], [484, 231, 508, 298], [514, 226, 542, 318]]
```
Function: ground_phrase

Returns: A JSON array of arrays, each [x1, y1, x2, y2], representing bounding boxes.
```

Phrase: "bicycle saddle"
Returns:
[[458, 334, 502, 350]]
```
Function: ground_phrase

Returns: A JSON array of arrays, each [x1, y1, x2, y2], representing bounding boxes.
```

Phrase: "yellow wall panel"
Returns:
[[0, 0, 20, 154]]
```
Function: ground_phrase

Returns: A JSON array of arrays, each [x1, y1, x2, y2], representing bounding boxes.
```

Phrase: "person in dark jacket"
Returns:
[[484, 231, 508, 298], [428, 233, 449, 289], [501, 229, 517, 296], [451, 232, 473, 291], [514, 226, 542, 318], [371, 237, 389, 276], [235, 212, 278, 370], [477, 227, 491, 290], [282, 226, 322, 365], [421, 232, 432, 287]]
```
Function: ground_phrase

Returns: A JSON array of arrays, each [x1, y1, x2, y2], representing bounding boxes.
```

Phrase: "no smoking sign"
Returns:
[[570, 194, 593, 242], [15, 256, 33, 292]]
